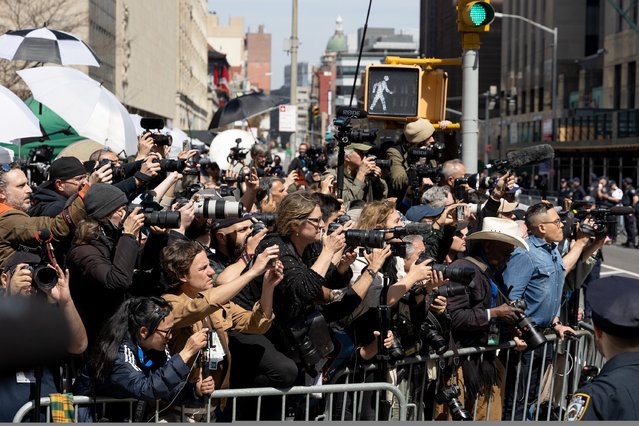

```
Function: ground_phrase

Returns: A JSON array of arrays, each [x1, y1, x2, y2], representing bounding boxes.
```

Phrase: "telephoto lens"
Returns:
[[432, 264, 476, 284], [509, 299, 547, 350], [343, 229, 386, 249], [155, 158, 186, 173], [435, 385, 473, 421], [375, 159, 391, 168], [143, 211, 181, 228], [28, 265, 58, 291], [431, 283, 468, 298], [194, 199, 244, 219]]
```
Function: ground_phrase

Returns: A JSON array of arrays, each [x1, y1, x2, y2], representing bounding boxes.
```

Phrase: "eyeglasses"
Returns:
[[0, 164, 12, 173], [304, 216, 322, 227], [541, 218, 562, 226], [155, 328, 173, 339], [454, 230, 468, 238]]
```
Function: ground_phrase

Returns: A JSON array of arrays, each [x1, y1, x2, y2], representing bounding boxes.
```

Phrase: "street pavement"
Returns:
[[600, 241, 639, 279]]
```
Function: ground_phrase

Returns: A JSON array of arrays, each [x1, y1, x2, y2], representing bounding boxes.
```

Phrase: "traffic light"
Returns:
[[312, 105, 319, 117], [457, 0, 495, 33], [364, 64, 448, 123]]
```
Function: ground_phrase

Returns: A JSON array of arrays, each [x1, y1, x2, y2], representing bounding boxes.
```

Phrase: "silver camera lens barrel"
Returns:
[[195, 199, 243, 219]]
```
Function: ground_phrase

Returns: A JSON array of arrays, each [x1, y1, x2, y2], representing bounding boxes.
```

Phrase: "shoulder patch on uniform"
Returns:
[[566, 393, 590, 421]]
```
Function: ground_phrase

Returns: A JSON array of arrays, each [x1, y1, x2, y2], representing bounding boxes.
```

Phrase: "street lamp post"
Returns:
[[494, 12, 558, 136]]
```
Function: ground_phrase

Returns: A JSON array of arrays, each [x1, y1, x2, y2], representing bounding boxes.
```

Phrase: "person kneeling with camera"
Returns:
[[75, 297, 213, 422], [441, 218, 528, 421]]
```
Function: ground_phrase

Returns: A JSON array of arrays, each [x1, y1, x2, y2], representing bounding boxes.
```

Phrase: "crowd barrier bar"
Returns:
[[13, 382, 407, 422]]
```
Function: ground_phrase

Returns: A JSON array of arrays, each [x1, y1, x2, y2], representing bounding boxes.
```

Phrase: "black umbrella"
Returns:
[[209, 92, 280, 130], [0, 27, 101, 66]]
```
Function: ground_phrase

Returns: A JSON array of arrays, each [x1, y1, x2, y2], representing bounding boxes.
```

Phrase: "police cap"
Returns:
[[587, 276, 639, 338]]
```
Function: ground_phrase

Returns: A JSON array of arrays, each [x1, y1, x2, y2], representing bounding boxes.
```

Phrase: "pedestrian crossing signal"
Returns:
[[457, 0, 495, 33], [364, 64, 448, 123], [364, 64, 422, 120]]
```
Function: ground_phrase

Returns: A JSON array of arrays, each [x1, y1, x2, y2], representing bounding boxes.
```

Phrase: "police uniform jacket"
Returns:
[[566, 351, 639, 421]]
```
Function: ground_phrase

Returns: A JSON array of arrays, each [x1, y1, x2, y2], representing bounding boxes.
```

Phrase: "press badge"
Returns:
[[487, 319, 500, 345], [205, 331, 225, 370]]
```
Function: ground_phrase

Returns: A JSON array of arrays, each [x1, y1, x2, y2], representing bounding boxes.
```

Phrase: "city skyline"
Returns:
[[207, 0, 420, 89]]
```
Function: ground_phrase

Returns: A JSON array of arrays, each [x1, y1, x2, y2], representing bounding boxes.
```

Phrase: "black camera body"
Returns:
[[509, 299, 547, 350], [22, 261, 58, 292], [152, 158, 187, 174], [228, 138, 249, 164], [407, 164, 442, 188], [98, 159, 127, 182], [408, 142, 447, 162], [327, 225, 386, 249], [416, 254, 476, 284], [435, 384, 473, 421], [140, 118, 173, 146], [129, 192, 181, 228]]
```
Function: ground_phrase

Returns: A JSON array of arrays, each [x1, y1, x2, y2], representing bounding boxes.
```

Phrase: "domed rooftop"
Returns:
[[326, 15, 347, 53]]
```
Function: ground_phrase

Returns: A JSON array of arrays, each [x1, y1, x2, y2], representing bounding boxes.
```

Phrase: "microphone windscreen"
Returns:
[[609, 206, 634, 215], [405, 222, 433, 235], [335, 106, 368, 119], [506, 144, 555, 169]]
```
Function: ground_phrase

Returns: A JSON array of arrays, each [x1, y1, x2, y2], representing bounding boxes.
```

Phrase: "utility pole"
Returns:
[[289, 0, 298, 155], [457, 0, 495, 174]]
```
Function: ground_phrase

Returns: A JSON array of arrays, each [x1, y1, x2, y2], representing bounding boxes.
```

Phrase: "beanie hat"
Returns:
[[84, 183, 127, 219], [404, 118, 436, 144], [49, 157, 86, 180]]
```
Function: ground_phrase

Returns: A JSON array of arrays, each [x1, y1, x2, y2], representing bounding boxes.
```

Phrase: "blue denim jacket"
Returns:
[[503, 235, 565, 327]]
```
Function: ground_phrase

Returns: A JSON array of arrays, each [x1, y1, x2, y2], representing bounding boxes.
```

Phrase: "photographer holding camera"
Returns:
[[442, 218, 529, 420], [66, 184, 146, 347], [0, 163, 88, 268], [0, 251, 87, 422], [501, 202, 599, 420], [75, 297, 213, 422], [341, 142, 388, 206], [29, 157, 89, 218]]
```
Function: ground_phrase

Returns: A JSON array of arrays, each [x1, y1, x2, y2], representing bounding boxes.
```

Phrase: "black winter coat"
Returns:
[[67, 225, 140, 347], [28, 184, 67, 217]]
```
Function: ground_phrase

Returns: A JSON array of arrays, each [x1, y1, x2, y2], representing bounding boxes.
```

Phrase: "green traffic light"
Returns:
[[469, 3, 489, 26]]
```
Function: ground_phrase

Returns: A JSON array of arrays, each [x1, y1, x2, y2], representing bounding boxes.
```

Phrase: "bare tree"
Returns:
[[0, 0, 87, 99]]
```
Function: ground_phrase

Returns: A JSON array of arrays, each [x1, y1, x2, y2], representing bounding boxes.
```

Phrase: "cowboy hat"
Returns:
[[466, 217, 529, 250]]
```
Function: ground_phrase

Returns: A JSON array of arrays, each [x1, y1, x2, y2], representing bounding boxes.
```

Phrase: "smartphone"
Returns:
[[456, 205, 465, 222]]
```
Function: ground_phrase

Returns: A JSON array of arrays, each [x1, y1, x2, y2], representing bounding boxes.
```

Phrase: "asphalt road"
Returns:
[[599, 241, 639, 279]]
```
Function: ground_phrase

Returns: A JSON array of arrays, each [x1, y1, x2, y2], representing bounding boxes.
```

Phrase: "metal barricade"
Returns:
[[12, 383, 407, 423], [327, 329, 602, 421], [13, 329, 601, 422]]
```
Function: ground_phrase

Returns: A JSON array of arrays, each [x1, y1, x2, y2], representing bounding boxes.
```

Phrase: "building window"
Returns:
[[629, 61, 636, 109], [530, 87, 536, 112], [538, 87, 544, 112], [615, 64, 622, 109], [617, 0, 625, 33], [521, 90, 527, 114]]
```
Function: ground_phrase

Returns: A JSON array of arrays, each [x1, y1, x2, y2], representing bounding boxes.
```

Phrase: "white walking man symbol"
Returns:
[[370, 75, 394, 111]]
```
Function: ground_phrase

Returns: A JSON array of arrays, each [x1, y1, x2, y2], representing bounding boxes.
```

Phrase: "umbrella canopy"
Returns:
[[209, 92, 280, 130], [0, 27, 101, 66], [18, 66, 137, 155], [0, 85, 42, 141], [55, 139, 104, 162], [209, 129, 256, 169]]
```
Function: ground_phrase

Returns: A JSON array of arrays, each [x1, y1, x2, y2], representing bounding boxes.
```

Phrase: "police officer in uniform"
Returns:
[[566, 276, 639, 420]]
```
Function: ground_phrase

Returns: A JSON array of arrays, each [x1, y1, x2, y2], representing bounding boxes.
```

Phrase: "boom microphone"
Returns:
[[335, 106, 367, 119], [505, 144, 555, 169], [607, 206, 634, 215]]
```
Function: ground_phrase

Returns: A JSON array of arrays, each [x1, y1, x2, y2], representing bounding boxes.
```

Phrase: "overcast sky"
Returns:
[[207, 0, 421, 89]]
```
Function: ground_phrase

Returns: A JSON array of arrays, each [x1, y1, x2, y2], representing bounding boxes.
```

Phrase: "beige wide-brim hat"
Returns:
[[466, 217, 529, 250], [404, 118, 435, 144]]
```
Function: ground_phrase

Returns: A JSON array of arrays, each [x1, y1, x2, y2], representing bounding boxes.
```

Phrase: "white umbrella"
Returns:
[[209, 129, 256, 170], [0, 84, 42, 141], [18, 66, 137, 155], [0, 27, 101, 67]]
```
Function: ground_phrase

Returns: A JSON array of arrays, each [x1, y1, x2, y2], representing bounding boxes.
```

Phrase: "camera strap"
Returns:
[[134, 171, 153, 184]]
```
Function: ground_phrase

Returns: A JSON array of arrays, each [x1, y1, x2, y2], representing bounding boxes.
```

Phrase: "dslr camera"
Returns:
[[128, 191, 181, 228], [140, 118, 173, 146], [509, 299, 547, 350], [98, 158, 127, 182], [416, 253, 476, 284], [435, 384, 473, 421]]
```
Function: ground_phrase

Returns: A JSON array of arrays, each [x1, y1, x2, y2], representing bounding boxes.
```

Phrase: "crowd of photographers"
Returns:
[[0, 115, 618, 422]]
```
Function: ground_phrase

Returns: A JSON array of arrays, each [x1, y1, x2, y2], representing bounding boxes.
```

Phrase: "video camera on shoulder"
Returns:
[[140, 118, 172, 147]]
